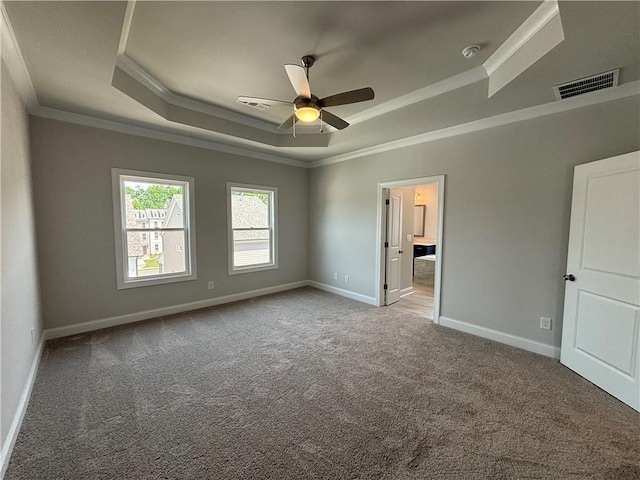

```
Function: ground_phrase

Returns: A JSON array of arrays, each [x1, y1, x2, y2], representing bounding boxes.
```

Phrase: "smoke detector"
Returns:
[[462, 45, 481, 59]]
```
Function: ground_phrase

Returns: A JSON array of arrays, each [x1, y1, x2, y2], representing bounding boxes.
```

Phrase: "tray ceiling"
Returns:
[[3, 1, 639, 165]]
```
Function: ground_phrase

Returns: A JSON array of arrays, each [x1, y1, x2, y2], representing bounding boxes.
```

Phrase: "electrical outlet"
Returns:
[[540, 317, 552, 330], [344, 275, 349, 283], [208, 281, 214, 290], [333, 273, 338, 280], [406, 234, 412, 242]]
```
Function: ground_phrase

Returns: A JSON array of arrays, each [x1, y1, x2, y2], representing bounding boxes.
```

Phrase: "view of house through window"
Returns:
[[229, 185, 277, 272], [113, 169, 195, 288]]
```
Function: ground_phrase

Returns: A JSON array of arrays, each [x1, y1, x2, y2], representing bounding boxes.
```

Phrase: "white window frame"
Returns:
[[227, 182, 278, 275], [112, 168, 197, 289]]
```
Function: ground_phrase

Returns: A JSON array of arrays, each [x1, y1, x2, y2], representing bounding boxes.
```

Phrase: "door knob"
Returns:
[[399, 250, 403, 254], [563, 274, 576, 281]]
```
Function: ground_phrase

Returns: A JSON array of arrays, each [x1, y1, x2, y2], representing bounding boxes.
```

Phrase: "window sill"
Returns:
[[117, 272, 197, 289], [228, 264, 278, 276]]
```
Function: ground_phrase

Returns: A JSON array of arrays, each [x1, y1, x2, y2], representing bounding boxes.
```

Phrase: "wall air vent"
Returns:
[[554, 69, 619, 100], [237, 99, 269, 110]]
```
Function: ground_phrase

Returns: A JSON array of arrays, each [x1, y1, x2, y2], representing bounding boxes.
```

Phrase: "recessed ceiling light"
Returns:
[[462, 45, 481, 59]]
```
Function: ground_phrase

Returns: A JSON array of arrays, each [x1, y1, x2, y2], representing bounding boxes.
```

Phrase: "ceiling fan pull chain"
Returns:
[[292, 116, 296, 138], [320, 110, 324, 133]]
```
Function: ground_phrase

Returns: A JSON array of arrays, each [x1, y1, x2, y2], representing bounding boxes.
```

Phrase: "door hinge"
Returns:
[[384, 241, 389, 248], [383, 284, 388, 290], [385, 199, 390, 205]]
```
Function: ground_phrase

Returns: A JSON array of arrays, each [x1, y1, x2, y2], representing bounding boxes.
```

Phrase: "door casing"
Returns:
[[376, 175, 445, 322]]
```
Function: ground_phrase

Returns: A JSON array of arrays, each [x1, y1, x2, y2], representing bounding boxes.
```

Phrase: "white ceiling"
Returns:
[[3, 1, 639, 166]]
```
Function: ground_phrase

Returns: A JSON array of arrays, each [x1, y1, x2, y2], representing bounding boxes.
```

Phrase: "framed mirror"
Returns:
[[414, 205, 425, 237]]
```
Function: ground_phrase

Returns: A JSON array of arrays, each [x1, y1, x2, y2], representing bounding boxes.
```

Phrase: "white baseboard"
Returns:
[[400, 287, 414, 298], [439, 316, 560, 359], [0, 337, 45, 479], [43, 281, 309, 340], [307, 281, 377, 306]]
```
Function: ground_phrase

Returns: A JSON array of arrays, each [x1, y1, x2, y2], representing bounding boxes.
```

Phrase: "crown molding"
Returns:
[[6, 0, 637, 172], [117, 0, 136, 56], [346, 66, 488, 126], [114, 0, 286, 135], [32, 80, 638, 172], [0, 0, 38, 110], [31, 106, 309, 168], [483, 0, 563, 97], [309, 80, 640, 169], [115, 55, 280, 134], [483, 0, 560, 77]]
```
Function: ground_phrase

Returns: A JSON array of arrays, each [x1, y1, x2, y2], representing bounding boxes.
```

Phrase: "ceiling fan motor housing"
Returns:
[[294, 95, 319, 110]]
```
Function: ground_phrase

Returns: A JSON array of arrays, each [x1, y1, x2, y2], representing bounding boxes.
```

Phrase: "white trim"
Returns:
[[400, 287, 414, 298], [30, 81, 639, 171], [0, 1, 38, 110], [310, 81, 640, 168], [483, 0, 561, 78], [0, 338, 44, 478], [226, 183, 278, 276], [30, 106, 308, 168], [115, 55, 278, 133], [346, 67, 487, 126], [439, 316, 561, 359], [117, 1, 136, 56], [3, 0, 634, 172], [376, 176, 445, 325], [111, 169, 197, 290], [307, 281, 377, 306], [43, 281, 309, 340], [113, 0, 277, 134]]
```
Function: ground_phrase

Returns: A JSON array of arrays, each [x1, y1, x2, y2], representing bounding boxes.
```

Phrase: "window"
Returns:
[[112, 169, 196, 289], [227, 183, 277, 274]]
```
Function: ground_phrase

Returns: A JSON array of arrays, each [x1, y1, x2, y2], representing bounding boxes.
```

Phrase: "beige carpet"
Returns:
[[6, 287, 639, 479]]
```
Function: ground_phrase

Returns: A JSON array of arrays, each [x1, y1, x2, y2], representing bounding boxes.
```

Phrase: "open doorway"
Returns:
[[376, 176, 444, 323]]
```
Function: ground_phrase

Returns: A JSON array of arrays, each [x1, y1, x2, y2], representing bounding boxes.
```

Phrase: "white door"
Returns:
[[385, 188, 403, 305], [560, 151, 640, 411]]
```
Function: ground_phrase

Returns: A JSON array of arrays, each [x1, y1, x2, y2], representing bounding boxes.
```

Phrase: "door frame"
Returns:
[[375, 175, 445, 323]]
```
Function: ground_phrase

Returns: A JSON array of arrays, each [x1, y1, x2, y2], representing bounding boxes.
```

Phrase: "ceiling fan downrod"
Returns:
[[301, 55, 315, 80]]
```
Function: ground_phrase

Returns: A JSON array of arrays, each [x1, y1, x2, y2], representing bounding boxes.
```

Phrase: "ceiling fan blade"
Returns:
[[284, 64, 311, 98], [319, 87, 375, 108], [277, 114, 298, 131], [321, 110, 349, 130], [237, 96, 292, 109]]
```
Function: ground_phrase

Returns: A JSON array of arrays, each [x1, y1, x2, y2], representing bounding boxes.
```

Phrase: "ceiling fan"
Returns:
[[238, 55, 375, 134]]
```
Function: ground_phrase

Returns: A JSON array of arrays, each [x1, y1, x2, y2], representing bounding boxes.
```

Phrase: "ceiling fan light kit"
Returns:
[[295, 105, 320, 122], [238, 55, 375, 136]]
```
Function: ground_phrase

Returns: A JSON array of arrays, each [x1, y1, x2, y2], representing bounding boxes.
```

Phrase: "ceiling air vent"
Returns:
[[554, 69, 619, 100], [237, 99, 269, 110]]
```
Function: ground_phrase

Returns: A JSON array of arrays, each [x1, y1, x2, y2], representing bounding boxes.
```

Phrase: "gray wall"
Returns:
[[309, 97, 640, 348], [29, 117, 309, 329], [1, 60, 42, 452]]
